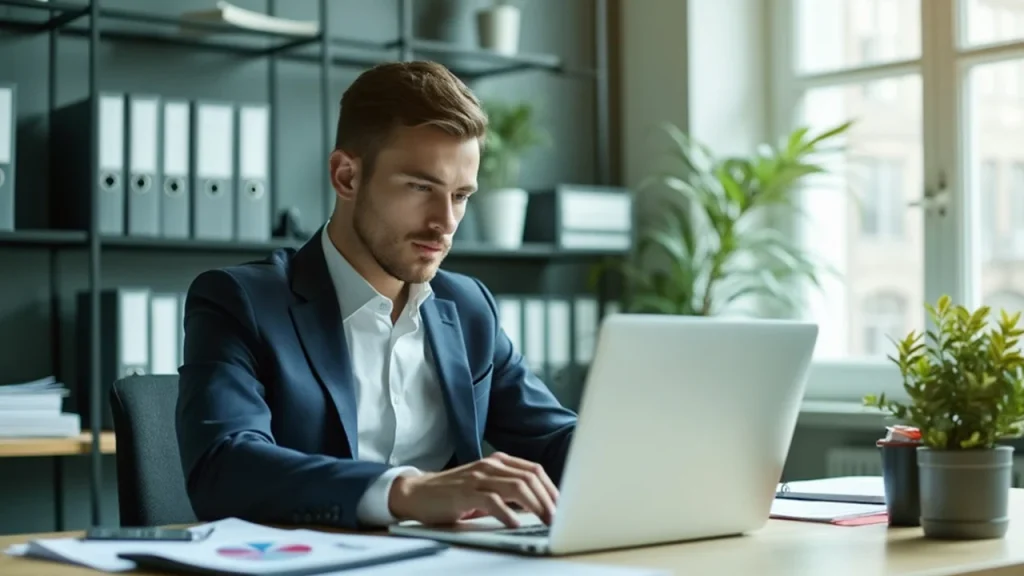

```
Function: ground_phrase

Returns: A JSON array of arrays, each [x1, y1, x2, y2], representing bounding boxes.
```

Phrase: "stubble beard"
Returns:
[[352, 193, 446, 284]]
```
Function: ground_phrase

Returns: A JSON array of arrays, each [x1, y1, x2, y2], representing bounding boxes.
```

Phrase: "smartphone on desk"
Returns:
[[83, 527, 200, 542]]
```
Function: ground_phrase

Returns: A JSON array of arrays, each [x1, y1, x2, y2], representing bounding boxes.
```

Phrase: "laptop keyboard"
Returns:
[[497, 525, 550, 537]]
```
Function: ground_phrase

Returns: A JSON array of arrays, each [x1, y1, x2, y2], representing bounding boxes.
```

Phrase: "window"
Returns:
[[984, 291, 1024, 317], [776, 0, 1024, 400], [979, 161, 997, 261], [861, 292, 907, 356], [859, 158, 904, 239], [1011, 163, 1024, 248]]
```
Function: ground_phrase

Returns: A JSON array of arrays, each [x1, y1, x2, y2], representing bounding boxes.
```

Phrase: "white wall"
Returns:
[[686, 0, 770, 156], [619, 0, 769, 189], [619, 0, 690, 191]]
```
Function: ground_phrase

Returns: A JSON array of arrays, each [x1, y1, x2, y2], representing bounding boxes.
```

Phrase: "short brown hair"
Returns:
[[334, 61, 488, 176]]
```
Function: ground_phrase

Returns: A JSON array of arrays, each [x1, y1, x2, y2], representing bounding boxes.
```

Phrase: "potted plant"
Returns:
[[613, 120, 852, 316], [864, 295, 1024, 539], [476, 0, 521, 55], [475, 98, 549, 249]]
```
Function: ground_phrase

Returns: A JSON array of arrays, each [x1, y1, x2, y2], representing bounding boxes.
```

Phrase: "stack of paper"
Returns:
[[179, 1, 319, 37], [0, 375, 79, 437], [772, 476, 888, 525], [4, 518, 668, 575], [776, 476, 886, 505], [770, 499, 887, 525]]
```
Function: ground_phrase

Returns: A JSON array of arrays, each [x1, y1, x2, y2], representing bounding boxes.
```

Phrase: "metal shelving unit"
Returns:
[[0, 0, 615, 530]]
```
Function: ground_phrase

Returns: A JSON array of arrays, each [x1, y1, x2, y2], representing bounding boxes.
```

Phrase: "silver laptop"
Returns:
[[389, 313, 818, 556]]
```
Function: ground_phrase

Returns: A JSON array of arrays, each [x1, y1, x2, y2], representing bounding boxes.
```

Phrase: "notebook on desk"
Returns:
[[776, 476, 886, 505]]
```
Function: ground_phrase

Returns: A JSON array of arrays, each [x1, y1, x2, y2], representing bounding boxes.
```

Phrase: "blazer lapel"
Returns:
[[288, 230, 359, 457], [421, 298, 482, 465]]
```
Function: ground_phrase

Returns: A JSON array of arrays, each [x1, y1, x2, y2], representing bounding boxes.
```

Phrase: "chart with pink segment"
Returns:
[[215, 542, 313, 561]]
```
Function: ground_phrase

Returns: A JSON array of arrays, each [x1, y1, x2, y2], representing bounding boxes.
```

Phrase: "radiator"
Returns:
[[824, 446, 1024, 488]]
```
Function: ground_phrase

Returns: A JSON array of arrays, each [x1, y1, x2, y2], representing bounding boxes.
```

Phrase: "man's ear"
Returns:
[[329, 149, 361, 201]]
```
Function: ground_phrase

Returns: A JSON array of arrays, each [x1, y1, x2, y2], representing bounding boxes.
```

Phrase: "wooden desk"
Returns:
[[3, 491, 1024, 576], [0, 432, 116, 458]]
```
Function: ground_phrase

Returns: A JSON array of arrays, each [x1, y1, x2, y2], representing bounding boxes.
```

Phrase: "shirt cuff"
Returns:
[[355, 466, 422, 527]]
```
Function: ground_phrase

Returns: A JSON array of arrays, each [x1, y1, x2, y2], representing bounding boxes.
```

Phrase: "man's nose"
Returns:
[[428, 197, 458, 235]]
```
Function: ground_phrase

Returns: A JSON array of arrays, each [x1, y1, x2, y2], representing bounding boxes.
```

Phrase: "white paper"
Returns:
[[329, 546, 670, 575], [770, 498, 887, 521], [3, 518, 443, 574]]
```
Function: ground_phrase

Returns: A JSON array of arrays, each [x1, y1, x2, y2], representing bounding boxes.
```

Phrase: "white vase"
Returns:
[[475, 188, 529, 249], [476, 4, 521, 55]]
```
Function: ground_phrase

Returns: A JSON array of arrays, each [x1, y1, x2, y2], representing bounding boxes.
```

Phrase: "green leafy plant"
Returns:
[[616, 120, 853, 316], [479, 99, 550, 191], [864, 295, 1024, 450]]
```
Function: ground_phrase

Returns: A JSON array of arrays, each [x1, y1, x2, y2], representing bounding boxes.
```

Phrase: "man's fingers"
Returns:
[[476, 492, 520, 528], [491, 452, 560, 502], [477, 477, 546, 521], [469, 456, 556, 524]]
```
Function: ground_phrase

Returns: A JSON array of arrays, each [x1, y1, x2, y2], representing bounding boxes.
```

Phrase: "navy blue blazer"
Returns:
[[175, 229, 577, 529]]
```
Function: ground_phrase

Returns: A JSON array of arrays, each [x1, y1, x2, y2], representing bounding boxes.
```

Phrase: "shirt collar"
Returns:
[[320, 223, 433, 321]]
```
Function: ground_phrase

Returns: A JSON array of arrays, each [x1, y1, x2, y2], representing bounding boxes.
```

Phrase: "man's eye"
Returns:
[[410, 183, 432, 192], [454, 193, 469, 203]]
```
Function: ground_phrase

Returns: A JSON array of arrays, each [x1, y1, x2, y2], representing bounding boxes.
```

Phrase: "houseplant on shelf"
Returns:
[[864, 295, 1024, 539], [613, 120, 852, 316], [475, 98, 550, 249]]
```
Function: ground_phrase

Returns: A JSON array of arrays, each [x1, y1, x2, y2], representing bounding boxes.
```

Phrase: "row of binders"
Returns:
[[74, 288, 620, 428], [80, 288, 621, 391], [0, 83, 274, 241], [495, 294, 620, 381], [76, 287, 186, 429], [53, 91, 273, 242]]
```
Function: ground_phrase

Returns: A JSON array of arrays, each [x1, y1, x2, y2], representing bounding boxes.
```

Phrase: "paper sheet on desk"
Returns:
[[3, 517, 445, 574], [770, 498, 887, 523], [321, 547, 670, 576]]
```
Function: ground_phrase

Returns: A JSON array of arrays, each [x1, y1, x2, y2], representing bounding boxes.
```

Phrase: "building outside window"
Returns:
[[859, 157, 904, 239], [862, 292, 907, 356], [780, 0, 1024, 400]]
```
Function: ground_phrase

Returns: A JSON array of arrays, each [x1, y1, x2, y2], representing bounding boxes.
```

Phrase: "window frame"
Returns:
[[768, 0, 981, 403]]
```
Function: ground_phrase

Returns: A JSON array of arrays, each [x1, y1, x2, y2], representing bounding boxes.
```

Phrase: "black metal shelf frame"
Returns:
[[0, 0, 613, 530]]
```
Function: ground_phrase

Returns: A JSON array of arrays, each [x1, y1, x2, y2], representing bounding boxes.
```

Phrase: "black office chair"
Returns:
[[109, 374, 197, 526]]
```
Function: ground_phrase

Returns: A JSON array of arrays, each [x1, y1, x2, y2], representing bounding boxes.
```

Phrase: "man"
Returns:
[[175, 61, 577, 531]]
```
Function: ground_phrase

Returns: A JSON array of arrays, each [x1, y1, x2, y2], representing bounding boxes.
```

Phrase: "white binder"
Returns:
[[236, 103, 271, 241], [126, 94, 160, 237], [98, 93, 126, 235], [149, 293, 180, 375], [496, 296, 522, 353], [0, 84, 14, 232], [161, 99, 191, 238], [191, 101, 235, 240], [546, 298, 571, 374]]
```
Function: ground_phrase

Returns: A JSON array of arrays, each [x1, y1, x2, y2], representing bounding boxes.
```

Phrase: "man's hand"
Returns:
[[387, 452, 558, 528]]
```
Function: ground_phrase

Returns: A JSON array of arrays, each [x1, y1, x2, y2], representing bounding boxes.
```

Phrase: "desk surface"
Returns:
[[0, 432, 116, 458], [4, 492, 1024, 576]]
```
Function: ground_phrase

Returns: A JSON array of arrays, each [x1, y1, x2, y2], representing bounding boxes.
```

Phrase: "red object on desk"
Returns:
[[831, 512, 889, 526], [774, 512, 889, 526]]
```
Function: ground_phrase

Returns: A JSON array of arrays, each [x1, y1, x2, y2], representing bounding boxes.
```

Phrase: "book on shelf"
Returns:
[[0, 375, 80, 438], [179, 1, 319, 37]]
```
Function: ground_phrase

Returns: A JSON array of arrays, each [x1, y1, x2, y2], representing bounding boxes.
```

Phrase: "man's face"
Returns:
[[351, 125, 479, 284]]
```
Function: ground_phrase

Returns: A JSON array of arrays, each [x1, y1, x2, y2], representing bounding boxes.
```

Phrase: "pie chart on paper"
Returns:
[[215, 542, 313, 561]]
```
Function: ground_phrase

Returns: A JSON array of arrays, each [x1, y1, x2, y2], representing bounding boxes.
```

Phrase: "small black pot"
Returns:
[[879, 442, 921, 527]]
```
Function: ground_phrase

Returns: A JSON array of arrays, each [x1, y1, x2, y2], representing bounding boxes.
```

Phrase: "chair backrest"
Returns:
[[109, 374, 197, 527]]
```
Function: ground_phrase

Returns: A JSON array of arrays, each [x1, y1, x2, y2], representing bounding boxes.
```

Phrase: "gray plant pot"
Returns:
[[917, 445, 1014, 539]]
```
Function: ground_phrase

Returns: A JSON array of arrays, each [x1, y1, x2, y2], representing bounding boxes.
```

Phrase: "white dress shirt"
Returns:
[[320, 225, 454, 526]]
